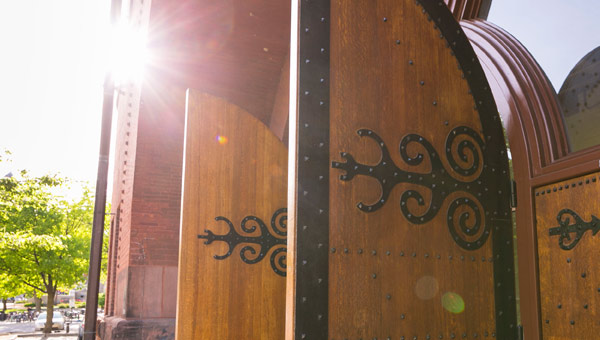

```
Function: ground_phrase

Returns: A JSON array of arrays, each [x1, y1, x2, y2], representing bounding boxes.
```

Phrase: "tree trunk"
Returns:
[[43, 287, 55, 334], [34, 295, 41, 313], [2, 298, 6, 313]]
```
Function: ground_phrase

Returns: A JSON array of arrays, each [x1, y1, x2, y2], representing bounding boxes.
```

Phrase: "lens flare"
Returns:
[[216, 135, 228, 145], [415, 276, 439, 300], [441, 292, 465, 314]]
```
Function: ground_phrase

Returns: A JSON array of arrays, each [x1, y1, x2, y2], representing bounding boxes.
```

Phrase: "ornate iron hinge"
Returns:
[[332, 126, 493, 250], [198, 208, 287, 276], [548, 209, 600, 250]]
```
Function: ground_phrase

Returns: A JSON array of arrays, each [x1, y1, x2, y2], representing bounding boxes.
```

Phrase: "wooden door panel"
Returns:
[[535, 172, 600, 339], [176, 91, 287, 340], [328, 1, 501, 338], [289, 0, 517, 339]]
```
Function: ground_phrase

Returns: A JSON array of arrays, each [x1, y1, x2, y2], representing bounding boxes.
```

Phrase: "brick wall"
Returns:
[[103, 79, 183, 340], [105, 85, 185, 315], [106, 80, 142, 318], [102, 0, 289, 337], [129, 86, 185, 269]]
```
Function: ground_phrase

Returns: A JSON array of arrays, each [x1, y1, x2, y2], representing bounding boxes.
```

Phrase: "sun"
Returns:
[[108, 20, 148, 86]]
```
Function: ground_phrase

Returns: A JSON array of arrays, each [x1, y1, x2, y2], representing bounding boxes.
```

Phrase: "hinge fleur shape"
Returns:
[[549, 209, 600, 250], [332, 127, 491, 250], [198, 208, 287, 276]]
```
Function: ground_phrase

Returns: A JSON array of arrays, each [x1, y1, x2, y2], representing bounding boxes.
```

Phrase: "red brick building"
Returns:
[[100, 0, 290, 338]]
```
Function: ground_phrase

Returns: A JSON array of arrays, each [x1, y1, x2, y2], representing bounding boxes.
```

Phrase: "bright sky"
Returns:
[[488, 0, 600, 91], [0, 1, 110, 186], [0, 1, 598, 199]]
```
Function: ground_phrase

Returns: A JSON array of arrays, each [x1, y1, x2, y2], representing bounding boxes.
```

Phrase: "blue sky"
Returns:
[[488, 0, 600, 91]]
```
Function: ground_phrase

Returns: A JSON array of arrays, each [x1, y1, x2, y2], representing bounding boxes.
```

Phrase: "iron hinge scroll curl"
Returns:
[[549, 209, 600, 250], [198, 208, 287, 276], [332, 127, 491, 250]]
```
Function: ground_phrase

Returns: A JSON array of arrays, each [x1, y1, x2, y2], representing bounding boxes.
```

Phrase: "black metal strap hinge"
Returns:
[[518, 324, 523, 340], [511, 180, 517, 209]]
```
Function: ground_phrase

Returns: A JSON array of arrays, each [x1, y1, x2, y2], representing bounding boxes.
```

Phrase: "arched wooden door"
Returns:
[[176, 91, 287, 339], [531, 48, 600, 339], [463, 18, 600, 340], [288, 1, 517, 339], [534, 172, 600, 339]]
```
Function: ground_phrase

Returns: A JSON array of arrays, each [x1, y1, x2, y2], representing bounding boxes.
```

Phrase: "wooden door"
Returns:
[[535, 172, 600, 339], [288, 1, 517, 339], [176, 91, 287, 339]]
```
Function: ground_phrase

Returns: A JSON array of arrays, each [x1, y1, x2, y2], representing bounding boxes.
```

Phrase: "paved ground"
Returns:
[[1, 336, 77, 339], [0, 320, 81, 340], [0, 321, 35, 335]]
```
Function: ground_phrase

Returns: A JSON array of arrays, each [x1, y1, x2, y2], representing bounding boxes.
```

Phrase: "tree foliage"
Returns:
[[0, 272, 27, 313], [0, 152, 95, 333]]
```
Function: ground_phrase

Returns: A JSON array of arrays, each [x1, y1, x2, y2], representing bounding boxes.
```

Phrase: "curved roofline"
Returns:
[[462, 19, 568, 174], [445, 0, 492, 20]]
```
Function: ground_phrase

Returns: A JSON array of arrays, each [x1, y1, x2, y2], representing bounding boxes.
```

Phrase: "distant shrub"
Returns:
[[98, 293, 105, 308], [5, 309, 26, 313], [24, 303, 35, 307], [75, 302, 86, 308], [56, 303, 70, 309]]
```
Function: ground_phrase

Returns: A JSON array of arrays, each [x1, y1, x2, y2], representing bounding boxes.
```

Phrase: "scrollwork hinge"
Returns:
[[548, 209, 600, 250], [332, 127, 492, 250], [198, 208, 287, 276]]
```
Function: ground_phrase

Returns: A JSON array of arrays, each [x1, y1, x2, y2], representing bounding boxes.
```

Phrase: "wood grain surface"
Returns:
[[327, 0, 502, 338], [535, 172, 600, 340], [176, 91, 287, 339]]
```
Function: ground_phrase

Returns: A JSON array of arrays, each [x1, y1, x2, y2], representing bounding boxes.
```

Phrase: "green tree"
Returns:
[[0, 167, 94, 333], [98, 292, 105, 308], [0, 272, 27, 314]]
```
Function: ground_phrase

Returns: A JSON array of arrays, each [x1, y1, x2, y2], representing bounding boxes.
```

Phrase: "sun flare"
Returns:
[[108, 21, 148, 86]]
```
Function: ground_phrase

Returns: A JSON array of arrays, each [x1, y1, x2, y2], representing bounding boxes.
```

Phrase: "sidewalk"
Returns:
[[2, 335, 77, 340], [0, 320, 80, 340]]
